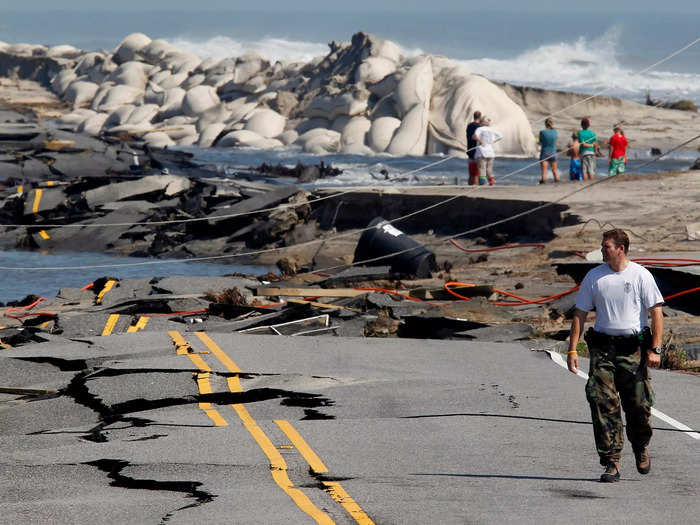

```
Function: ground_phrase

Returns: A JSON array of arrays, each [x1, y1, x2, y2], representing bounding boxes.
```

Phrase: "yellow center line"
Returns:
[[322, 482, 376, 525], [167, 331, 227, 427], [32, 188, 43, 214], [96, 279, 116, 304], [127, 316, 149, 333], [274, 420, 328, 474], [195, 331, 335, 524], [38, 230, 51, 240], [101, 314, 120, 336]]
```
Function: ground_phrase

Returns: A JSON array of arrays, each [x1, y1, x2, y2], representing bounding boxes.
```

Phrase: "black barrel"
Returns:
[[353, 217, 437, 278]]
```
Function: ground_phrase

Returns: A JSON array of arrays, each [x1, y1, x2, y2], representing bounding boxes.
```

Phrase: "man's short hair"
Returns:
[[581, 117, 590, 129], [603, 228, 630, 254], [473, 110, 482, 121]]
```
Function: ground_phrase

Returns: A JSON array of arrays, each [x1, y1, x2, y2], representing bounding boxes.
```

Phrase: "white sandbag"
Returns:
[[140, 39, 176, 65], [4, 43, 39, 56], [159, 71, 189, 89], [46, 44, 80, 58], [113, 33, 151, 64], [75, 52, 106, 75], [95, 85, 143, 112], [239, 75, 267, 94], [149, 69, 172, 87], [217, 129, 282, 149], [394, 57, 433, 117], [107, 61, 149, 89], [374, 39, 402, 63], [144, 83, 166, 105], [205, 73, 234, 89], [297, 129, 341, 154], [182, 85, 220, 117], [232, 54, 266, 84], [304, 92, 368, 121], [127, 104, 160, 125], [77, 112, 109, 136], [387, 104, 429, 156], [142, 131, 175, 148], [54, 108, 95, 129], [158, 87, 187, 119], [50, 69, 77, 96], [195, 57, 219, 74], [367, 116, 401, 152], [163, 51, 201, 74], [428, 66, 537, 156], [181, 73, 205, 90], [161, 124, 197, 141], [244, 109, 286, 138], [226, 101, 258, 125], [64, 81, 99, 106], [197, 122, 226, 147], [331, 116, 351, 133], [340, 116, 372, 146], [355, 56, 397, 85], [103, 105, 136, 128], [341, 143, 374, 155], [90, 83, 114, 110], [278, 130, 299, 145], [196, 104, 231, 131]]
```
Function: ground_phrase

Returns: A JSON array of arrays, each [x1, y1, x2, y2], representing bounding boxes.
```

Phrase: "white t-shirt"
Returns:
[[473, 126, 503, 158], [575, 261, 664, 335]]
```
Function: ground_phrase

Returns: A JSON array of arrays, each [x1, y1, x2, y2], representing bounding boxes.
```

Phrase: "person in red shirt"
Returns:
[[608, 126, 628, 175]]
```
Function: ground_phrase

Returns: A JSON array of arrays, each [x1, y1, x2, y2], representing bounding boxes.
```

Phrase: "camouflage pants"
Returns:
[[585, 334, 655, 465]]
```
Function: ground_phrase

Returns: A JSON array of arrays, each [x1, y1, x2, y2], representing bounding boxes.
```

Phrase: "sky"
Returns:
[[4, 0, 700, 14]]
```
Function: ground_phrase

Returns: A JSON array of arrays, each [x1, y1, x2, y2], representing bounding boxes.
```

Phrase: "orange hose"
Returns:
[[444, 281, 581, 306], [664, 287, 700, 301]]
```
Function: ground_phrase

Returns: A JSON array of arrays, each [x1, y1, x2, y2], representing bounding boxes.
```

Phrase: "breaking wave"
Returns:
[[456, 27, 700, 104]]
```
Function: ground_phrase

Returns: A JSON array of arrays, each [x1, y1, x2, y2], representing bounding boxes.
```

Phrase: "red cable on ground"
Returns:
[[444, 281, 581, 307], [142, 309, 209, 317], [663, 287, 700, 301], [81, 282, 94, 290], [5, 297, 54, 319], [449, 239, 546, 253]]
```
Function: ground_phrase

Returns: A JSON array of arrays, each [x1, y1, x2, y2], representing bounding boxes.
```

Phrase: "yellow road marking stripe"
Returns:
[[199, 334, 335, 523], [46, 180, 55, 187], [96, 279, 116, 304], [322, 482, 376, 525], [101, 314, 120, 336], [196, 372, 228, 427], [274, 420, 328, 474], [167, 331, 226, 426], [194, 331, 242, 372], [38, 230, 50, 240], [232, 403, 334, 525], [17, 185, 23, 194], [32, 188, 43, 213], [127, 316, 149, 333], [168, 330, 190, 354]]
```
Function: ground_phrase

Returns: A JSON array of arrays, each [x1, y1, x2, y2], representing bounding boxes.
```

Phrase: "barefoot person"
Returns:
[[608, 126, 629, 175], [538, 117, 560, 183], [473, 116, 502, 186], [568, 229, 664, 483], [578, 118, 599, 180], [567, 132, 583, 181], [466, 111, 482, 185]]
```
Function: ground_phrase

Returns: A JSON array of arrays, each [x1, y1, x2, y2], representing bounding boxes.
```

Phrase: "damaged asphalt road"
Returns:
[[1, 330, 698, 524]]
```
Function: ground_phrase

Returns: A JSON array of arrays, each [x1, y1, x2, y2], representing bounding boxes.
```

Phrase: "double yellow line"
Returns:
[[168, 330, 374, 525]]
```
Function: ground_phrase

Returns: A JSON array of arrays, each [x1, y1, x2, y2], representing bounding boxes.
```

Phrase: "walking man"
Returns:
[[568, 229, 664, 482], [473, 116, 502, 186], [578, 118, 598, 180], [466, 110, 482, 185]]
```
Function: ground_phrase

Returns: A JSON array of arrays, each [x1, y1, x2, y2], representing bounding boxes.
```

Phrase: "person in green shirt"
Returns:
[[578, 118, 599, 180]]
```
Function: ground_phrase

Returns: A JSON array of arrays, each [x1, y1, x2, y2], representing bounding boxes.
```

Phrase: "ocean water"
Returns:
[[0, 251, 273, 304]]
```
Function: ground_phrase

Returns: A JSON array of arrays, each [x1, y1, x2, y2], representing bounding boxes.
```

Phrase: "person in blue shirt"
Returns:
[[538, 117, 560, 183]]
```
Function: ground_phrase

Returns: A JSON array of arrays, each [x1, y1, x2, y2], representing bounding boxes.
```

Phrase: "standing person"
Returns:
[[608, 126, 629, 175], [538, 117, 560, 183], [466, 111, 482, 185], [567, 132, 583, 181], [473, 116, 502, 186], [578, 118, 598, 180], [568, 229, 664, 483]]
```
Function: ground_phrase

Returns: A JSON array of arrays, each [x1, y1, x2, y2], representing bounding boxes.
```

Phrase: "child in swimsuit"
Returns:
[[568, 132, 582, 181]]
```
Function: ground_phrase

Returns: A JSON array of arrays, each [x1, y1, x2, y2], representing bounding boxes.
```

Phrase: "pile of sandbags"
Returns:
[[2, 31, 537, 156]]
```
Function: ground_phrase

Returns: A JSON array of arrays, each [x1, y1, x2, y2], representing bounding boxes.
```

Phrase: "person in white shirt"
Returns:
[[568, 229, 664, 483], [472, 116, 503, 186]]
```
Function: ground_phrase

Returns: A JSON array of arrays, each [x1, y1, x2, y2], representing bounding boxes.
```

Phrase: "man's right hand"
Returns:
[[567, 352, 579, 374]]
